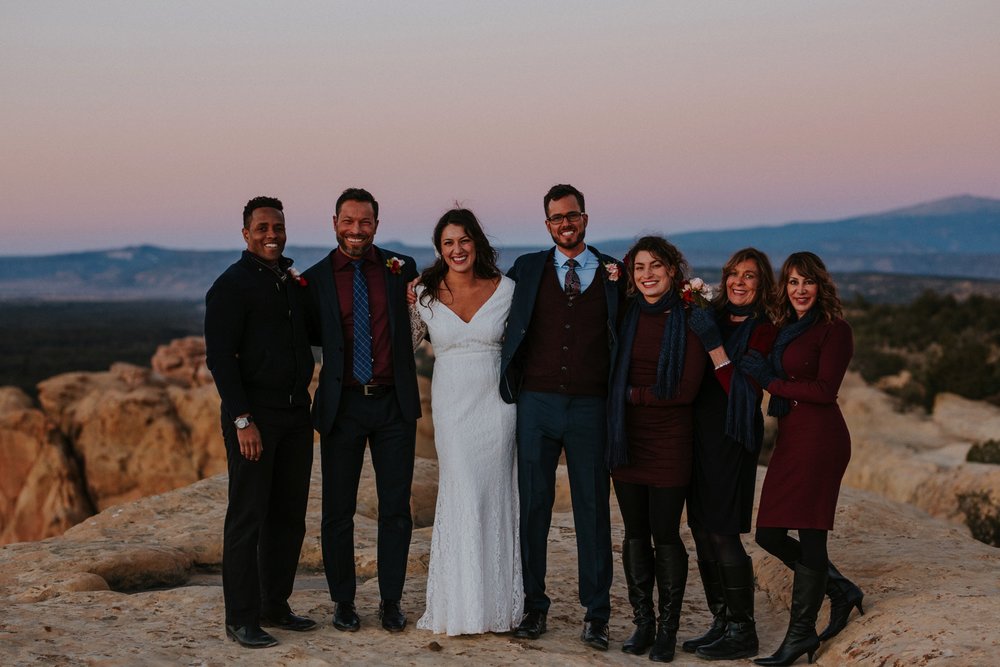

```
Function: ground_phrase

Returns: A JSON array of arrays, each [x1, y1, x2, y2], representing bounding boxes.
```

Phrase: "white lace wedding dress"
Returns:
[[414, 276, 523, 635]]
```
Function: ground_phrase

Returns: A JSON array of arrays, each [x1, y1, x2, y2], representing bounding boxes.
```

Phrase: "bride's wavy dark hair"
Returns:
[[419, 208, 501, 306]]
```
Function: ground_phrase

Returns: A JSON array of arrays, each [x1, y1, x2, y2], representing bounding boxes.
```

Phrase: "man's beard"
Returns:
[[337, 233, 372, 258]]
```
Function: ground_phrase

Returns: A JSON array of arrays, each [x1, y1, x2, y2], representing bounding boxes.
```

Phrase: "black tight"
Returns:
[[690, 526, 748, 565], [755, 526, 828, 572], [614, 480, 687, 546]]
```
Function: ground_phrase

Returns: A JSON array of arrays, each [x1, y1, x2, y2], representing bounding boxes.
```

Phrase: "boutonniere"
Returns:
[[287, 267, 308, 287], [604, 262, 620, 282], [386, 256, 405, 275], [681, 277, 715, 307]]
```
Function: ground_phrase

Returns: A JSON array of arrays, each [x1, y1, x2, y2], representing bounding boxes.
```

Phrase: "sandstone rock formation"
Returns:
[[838, 373, 1000, 533], [150, 335, 214, 387], [0, 388, 91, 544]]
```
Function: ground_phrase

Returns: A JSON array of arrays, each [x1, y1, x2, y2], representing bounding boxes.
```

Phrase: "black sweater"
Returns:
[[204, 251, 314, 420]]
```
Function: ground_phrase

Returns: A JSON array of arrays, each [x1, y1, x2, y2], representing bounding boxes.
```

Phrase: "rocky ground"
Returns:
[[1, 446, 998, 666]]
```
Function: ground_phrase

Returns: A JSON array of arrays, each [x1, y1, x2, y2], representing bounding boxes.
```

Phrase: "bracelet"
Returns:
[[714, 359, 732, 371]]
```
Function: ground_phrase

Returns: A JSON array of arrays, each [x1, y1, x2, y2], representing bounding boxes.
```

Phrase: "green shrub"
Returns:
[[967, 439, 1000, 464], [956, 490, 1000, 547], [852, 346, 907, 383]]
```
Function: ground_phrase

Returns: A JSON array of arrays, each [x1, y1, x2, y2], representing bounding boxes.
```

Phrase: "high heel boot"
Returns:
[[696, 556, 759, 660], [681, 560, 725, 653], [621, 539, 657, 655], [753, 562, 827, 666], [649, 543, 688, 663], [817, 561, 864, 641]]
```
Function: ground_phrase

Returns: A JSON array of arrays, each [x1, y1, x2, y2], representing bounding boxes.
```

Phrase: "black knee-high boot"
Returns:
[[695, 556, 759, 660], [753, 562, 827, 666], [622, 539, 657, 655], [649, 543, 688, 663], [817, 561, 864, 641], [681, 560, 725, 653]]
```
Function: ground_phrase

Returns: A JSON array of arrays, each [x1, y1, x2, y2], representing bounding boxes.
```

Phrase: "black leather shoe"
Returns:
[[225, 624, 278, 648], [513, 610, 547, 639], [379, 600, 407, 632], [261, 612, 318, 632], [581, 619, 610, 651], [332, 602, 361, 632]]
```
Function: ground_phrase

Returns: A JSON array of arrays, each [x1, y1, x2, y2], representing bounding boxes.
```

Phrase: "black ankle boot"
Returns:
[[681, 560, 725, 653], [649, 543, 687, 663], [817, 561, 864, 641], [621, 539, 656, 655], [754, 563, 827, 666], [696, 556, 759, 660]]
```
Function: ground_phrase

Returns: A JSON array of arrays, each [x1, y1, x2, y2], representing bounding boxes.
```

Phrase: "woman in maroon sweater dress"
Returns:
[[740, 252, 862, 666], [606, 236, 706, 662]]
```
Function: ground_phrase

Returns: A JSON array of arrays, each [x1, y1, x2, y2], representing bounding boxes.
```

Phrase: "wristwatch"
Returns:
[[234, 415, 253, 430]]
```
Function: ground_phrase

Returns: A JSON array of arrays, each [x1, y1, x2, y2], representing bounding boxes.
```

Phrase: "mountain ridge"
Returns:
[[3, 194, 999, 299]]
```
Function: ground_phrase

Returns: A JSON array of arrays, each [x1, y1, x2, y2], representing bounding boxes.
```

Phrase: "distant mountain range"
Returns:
[[2, 194, 999, 300]]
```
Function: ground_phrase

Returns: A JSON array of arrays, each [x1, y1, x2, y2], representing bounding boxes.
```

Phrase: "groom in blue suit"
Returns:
[[500, 184, 626, 650]]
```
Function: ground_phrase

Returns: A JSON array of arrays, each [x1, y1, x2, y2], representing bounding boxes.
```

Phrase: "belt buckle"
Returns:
[[363, 384, 377, 397]]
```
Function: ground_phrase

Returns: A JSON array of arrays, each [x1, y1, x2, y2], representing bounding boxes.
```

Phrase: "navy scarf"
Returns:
[[721, 304, 760, 451], [606, 289, 686, 470], [766, 309, 818, 418]]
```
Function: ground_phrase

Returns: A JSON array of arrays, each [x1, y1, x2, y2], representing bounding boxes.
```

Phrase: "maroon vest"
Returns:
[[521, 258, 610, 397]]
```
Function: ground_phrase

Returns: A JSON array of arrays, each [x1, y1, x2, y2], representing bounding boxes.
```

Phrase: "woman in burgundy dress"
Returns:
[[740, 252, 862, 666], [606, 236, 706, 662], [682, 248, 778, 661]]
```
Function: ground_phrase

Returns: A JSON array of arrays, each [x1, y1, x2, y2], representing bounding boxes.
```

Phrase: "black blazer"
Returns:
[[303, 245, 421, 436], [499, 246, 626, 404]]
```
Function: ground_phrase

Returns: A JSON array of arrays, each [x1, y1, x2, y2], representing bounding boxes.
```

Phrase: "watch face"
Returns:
[[235, 417, 250, 429]]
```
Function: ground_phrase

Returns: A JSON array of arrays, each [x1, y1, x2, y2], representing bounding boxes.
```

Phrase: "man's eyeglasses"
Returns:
[[546, 211, 584, 225]]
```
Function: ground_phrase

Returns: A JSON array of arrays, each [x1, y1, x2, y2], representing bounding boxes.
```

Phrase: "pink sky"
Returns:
[[2, 1, 999, 254]]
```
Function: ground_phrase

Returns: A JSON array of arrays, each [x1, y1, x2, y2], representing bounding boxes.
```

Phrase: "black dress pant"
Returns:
[[320, 389, 416, 603], [222, 404, 313, 626]]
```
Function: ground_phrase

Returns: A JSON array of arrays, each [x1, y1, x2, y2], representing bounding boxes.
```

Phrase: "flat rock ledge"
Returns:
[[0, 451, 997, 666]]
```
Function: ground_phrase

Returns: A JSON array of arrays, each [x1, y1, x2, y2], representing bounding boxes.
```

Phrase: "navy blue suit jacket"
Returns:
[[499, 246, 626, 404], [303, 245, 421, 436]]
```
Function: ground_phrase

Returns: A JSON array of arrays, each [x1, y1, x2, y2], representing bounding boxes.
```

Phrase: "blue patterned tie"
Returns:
[[564, 258, 581, 296], [351, 260, 373, 384]]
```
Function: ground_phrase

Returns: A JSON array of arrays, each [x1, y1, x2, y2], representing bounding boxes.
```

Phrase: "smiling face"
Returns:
[[544, 195, 588, 255], [334, 199, 378, 258], [726, 259, 761, 307], [786, 267, 818, 318], [439, 223, 476, 274], [632, 250, 675, 303], [242, 207, 286, 264]]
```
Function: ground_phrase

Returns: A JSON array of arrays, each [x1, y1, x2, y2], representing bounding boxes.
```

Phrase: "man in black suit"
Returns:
[[500, 184, 626, 650], [303, 188, 420, 633], [205, 196, 317, 648]]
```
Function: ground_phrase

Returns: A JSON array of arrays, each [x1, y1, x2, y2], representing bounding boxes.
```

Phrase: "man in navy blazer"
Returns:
[[500, 184, 626, 650], [303, 188, 420, 634]]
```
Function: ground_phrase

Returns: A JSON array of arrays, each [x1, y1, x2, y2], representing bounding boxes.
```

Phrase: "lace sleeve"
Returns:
[[409, 302, 427, 352]]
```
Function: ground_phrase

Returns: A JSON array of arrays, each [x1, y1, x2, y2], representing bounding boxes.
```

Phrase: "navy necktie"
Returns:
[[564, 258, 581, 296], [351, 260, 373, 384]]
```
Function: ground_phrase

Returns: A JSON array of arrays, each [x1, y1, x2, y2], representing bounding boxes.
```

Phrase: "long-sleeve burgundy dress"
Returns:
[[756, 318, 854, 530], [610, 309, 707, 488]]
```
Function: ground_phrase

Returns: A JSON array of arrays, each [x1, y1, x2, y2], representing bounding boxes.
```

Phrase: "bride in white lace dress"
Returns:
[[412, 209, 522, 636]]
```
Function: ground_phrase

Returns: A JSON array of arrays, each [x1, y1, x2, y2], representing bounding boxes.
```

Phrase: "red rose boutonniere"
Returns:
[[604, 262, 620, 282], [681, 277, 715, 307], [386, 256, 405, 275], [287, 267, 308, 287]]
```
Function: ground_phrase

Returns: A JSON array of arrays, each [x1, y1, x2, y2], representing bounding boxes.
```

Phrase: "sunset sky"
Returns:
[[2, 1, 999, 255]]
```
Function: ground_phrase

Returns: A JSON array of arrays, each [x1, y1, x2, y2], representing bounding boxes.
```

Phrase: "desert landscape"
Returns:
[[1, 336, 998, 665]]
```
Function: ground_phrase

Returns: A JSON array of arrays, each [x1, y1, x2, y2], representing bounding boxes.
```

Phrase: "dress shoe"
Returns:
[[332, 602, 361, 632], [225, 624, 278, 648], [261, 612, 317, 632], [581, 618, 610, 651], [379, 599, 407, 632], [513, 609, 547, 639]]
